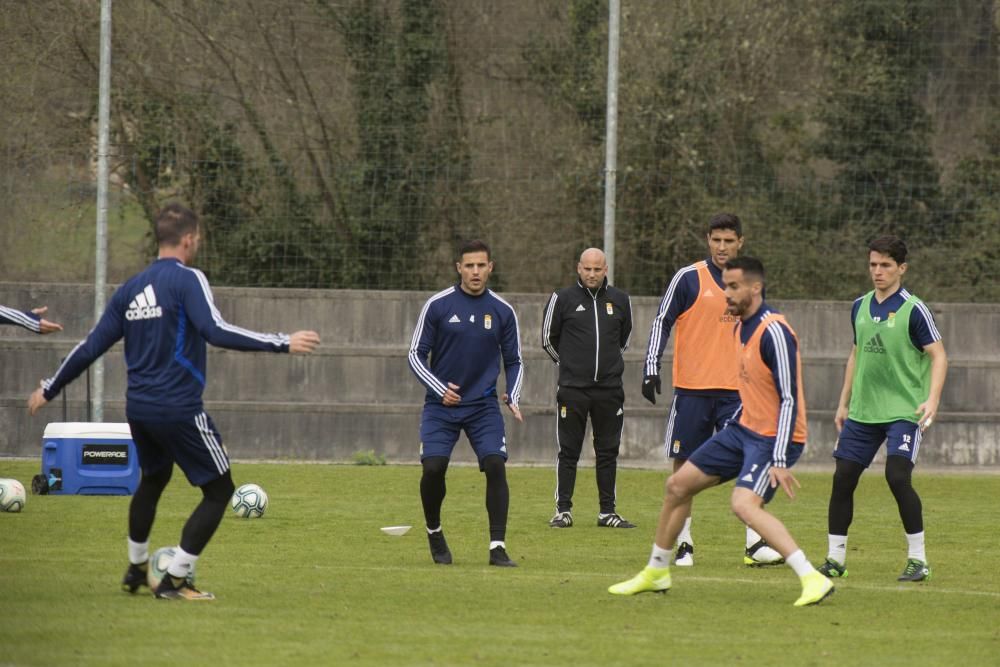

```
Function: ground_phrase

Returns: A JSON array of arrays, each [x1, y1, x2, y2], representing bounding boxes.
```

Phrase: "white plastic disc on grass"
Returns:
[[380, 525, 412, 536]]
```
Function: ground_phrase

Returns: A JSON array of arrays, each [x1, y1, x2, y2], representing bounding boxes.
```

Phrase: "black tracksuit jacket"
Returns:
[[541, 278, 633, 389]]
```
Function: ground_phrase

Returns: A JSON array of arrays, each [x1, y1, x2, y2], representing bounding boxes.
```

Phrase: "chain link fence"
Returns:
[[1, 0, 998, 299]]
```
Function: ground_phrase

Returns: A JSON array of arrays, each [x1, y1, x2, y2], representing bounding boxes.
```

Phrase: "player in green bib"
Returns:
[[819, 235, 948, 583]]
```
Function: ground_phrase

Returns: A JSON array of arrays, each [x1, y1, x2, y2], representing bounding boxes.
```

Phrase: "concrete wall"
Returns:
[[2, 282, 998, 467]]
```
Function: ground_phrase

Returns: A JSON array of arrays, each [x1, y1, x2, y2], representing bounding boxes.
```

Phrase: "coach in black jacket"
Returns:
[[541, 248, 635, 529]]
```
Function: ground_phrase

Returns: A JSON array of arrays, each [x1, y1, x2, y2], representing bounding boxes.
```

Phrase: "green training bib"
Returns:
[[848, 291, 930, 424]]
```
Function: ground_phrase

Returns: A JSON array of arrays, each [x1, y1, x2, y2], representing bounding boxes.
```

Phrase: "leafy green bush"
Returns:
[[352, 449, 387, 466]]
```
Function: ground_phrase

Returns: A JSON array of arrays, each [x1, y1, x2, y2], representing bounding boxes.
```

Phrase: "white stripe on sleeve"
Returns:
[[0, 305, 41, 332], [622, 294, 633, 354], [644, 264, 698, 376], [541, 292, 560, 362], [185, 267, 289, 347], [407, 288, 452, 397], [490, 290, 524, 406], [765, 320, 795, 466]]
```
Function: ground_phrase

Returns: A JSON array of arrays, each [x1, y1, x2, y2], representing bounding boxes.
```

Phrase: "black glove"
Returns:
[[641, 374, 661, 404]]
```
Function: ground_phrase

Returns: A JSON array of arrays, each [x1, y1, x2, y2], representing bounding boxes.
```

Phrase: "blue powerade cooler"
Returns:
[[41, 423, 140, 495]]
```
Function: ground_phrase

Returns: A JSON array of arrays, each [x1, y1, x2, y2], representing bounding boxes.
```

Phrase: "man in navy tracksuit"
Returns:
[[28, 203, 320, 601], [408, 239, 524, 567], [0, 304, 62, 334], [542, 248, 635, 529]]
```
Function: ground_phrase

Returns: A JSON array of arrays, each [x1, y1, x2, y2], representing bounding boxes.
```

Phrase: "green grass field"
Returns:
[[2, 460, 998, 666]]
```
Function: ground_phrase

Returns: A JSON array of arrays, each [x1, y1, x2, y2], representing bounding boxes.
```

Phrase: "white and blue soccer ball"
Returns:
[[231, 483, 268, 518], [0, 478, 26, 513], [148, 545, 195, 589]]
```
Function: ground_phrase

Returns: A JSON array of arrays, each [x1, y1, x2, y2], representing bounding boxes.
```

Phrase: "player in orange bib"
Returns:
[[642, 213, 781, 566], [611, 257, 833, 606]]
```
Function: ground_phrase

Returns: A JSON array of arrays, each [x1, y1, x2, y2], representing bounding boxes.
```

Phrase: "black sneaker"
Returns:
[[121, 562, 149, 594], [489, 546, 517, 567], [597, 513, 636, 528], [897, 558, 931, 582], [154, 575, 215, 601], [427, 530, 453, 565], [548, 511, 573, 528], [817, 557, 848, 579]]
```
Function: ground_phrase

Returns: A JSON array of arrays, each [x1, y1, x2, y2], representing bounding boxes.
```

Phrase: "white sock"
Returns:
[[648, 543, 673, 569], [906, 531, 926, 562], [827, 534, 848, 566], [166, 546, 198, 580], [426, 525, 442, 534], [676, 517, 693, 546], [127, 538, 149, 566], [489, 540, 505, 550], [746, 526, 762, 549], [785, 549, 814, 578]]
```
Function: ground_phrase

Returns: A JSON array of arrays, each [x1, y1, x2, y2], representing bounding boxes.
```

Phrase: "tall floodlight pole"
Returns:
[[603, 0, 621, 284], [92, 0, 112, 422]]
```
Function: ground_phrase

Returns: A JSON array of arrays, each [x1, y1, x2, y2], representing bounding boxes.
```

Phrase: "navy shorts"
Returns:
[[128, 412, 230, 487], [834, 418, 922, 468], [688, 423, 804, 502], [663, 393, 742, 460], [419, 400, 508, 469]]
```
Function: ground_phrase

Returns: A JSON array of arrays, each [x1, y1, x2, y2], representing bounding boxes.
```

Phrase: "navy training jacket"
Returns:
[[42, 258, 289, 421], [408, 285, 523, 408]]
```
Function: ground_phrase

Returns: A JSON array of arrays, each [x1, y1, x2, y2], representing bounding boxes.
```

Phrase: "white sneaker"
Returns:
[[674, 541, 694, 567], [744, 540, 784, 566]]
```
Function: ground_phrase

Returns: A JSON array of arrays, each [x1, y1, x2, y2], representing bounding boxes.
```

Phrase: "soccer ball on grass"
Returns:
[[231, 483, 268, 518], [0, 478, 26, 513]]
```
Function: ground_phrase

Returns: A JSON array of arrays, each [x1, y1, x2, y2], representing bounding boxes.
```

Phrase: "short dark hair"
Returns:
[[868, 234, 907, 265], [724, 256, 765, 283], [708, 212, 743, 237], [457, 239, 491, 262], [155, 203, 199, 246]]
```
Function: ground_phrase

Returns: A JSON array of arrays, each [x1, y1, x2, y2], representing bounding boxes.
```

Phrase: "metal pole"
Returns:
[[603, 0, 621, 284], [92, 0, 113, 423]]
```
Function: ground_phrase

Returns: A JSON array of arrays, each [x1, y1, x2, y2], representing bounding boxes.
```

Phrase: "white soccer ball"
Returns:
[[0, 478, 26, 513], [231, 483, 268, 518], [148, 545, 195, 589]]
